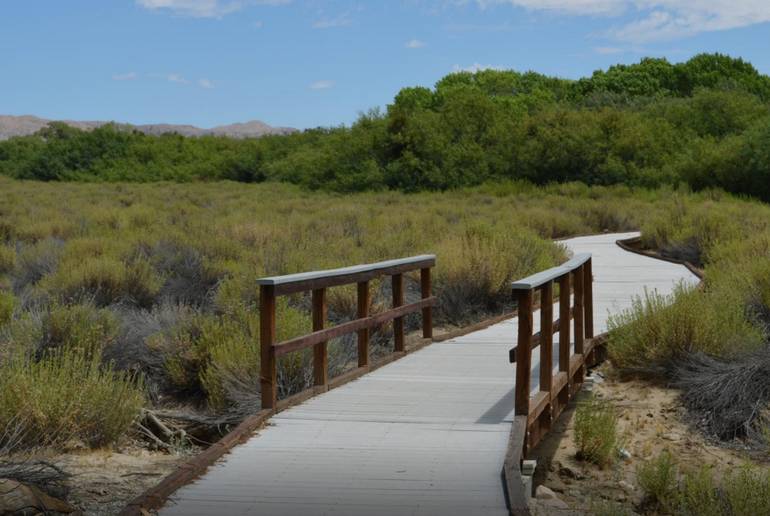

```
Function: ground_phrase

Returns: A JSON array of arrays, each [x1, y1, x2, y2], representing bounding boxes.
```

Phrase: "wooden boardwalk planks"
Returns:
[[159, 232, 698, 516]]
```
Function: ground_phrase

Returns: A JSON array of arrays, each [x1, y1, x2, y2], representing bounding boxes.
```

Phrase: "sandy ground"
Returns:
[[51, 444, 191, 516], [528, 364, 752, 515]]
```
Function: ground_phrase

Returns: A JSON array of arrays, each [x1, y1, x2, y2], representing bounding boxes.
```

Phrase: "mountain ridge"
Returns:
[[0, 114, 296, 140]]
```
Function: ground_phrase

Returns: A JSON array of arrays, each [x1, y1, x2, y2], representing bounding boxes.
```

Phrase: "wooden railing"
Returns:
[[510, 253, 595, 451], [257, 255, 436, 409]]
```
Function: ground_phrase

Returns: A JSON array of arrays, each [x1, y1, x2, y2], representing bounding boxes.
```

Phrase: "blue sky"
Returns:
[[2, 0, 769, 129]]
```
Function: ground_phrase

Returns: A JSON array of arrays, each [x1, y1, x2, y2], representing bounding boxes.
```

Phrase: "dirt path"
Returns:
[[529, 364, 751, 514], [52, 445, 191, 516]]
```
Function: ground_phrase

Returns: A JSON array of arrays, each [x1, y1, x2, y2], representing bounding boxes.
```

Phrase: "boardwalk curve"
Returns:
[[157, 232, 699, 516]]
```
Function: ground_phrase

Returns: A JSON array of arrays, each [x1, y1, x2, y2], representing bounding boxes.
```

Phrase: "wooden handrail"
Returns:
[[510, 253, 594, 450], [258, 255, 436, 409], [257, 255, 436, 295]]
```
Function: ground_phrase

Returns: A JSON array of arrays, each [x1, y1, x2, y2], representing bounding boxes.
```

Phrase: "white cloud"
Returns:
[[309, 80, 335, 90], [199, 78, 214, 89], [469, 0, 770, 42], [312, 14, 352, 29], [167, 73, 189, 84], [452, 63, 505, 73], [254, 20, 264, 28], [593, 46, 624, 54], [136, 0, 290, 18], [112, 72, 137, 81], [405, 39, 426, 49]]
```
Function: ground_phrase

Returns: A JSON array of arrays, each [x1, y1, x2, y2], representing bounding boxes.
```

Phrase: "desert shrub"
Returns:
[[676, 466, 722, 516], [105, 303, 195, 401], [723, 464, 770, 515], [0, 245, 15, 275], [608, 284, 763, 372], [40, 256, 161, 307], [574, 395, 620, 467], [11, 238, 62, 292], [637, 451, 678, 512], [0, 349, 144, 449], [147, 240, 221, 306], [154, 298, 310, 407], [673, 349, 770, 440], [38, 303, 118, 359], [0, 292, 14, 326], [435, 226, 564, 324]]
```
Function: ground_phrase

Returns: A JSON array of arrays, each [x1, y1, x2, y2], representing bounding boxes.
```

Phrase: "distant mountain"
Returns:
[[0, 115, 297, 140]]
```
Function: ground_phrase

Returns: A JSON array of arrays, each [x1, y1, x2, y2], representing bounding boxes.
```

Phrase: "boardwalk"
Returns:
[[159, 232, 698, 516]]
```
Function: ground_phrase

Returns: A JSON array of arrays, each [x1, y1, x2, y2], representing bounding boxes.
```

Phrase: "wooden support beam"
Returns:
[[584, 257, 594, 339], [392, 273, 405, 352], [515, 289, 534, 417], [312, 288, 328, 387], [357, 281, 370, 368], [539, 281, 554, 396], [573, 266, 585, 355], [259, 285, 277, 410], [421, 267, 433, 339]]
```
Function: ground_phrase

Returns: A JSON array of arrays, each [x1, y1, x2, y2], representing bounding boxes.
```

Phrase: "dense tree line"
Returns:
[[1, 53, 770, 200]]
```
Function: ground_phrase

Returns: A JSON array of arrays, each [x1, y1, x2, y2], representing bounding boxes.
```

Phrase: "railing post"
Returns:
[[392, 273, 405, 352], [515, 289, 533, 416], [312, 288, 328, 387], [260, 284, 277, 410], [540, 282, 554, 397], [357, 281, 370, 368], [558, 274, 570, 377], [420, 267, 433, 339], [584, 258, 594, 339], [573, 266, 585, 355]]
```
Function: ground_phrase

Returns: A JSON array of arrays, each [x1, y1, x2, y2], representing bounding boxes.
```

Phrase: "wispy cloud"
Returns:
[[405, 39, 426, 49], [136, 0, 290, 18], [312, 13, 352, 29], [452, 63, 505, 73], [198, 78, 215, 89], [309, 80, 335, 90], [593, 46, 624, 54], [469, 0, 770, 42], [112, 72, 138, 81], [167, 73, 189, 84]]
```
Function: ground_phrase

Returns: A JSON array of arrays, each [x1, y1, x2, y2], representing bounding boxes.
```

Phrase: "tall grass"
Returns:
[[608, 284, 764, 372], [574, 395, 621, 467], [0, 349, 144, 449]]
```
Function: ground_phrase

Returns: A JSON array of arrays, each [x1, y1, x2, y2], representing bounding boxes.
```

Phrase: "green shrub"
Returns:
[[156, 298, 311, 407], [0, 292, 14, 326], [723, 464, 770, 516], [435, 225, 564, 324], [608, 284, 763, 371], [637, 451, 678, 512], [42, 303, 118, 358], [676, 466, 722, 516], [41, 256, 161, 307], [574, 395, 620, 467], [0, 349, 144, 449], [0, 245, 15, 275]]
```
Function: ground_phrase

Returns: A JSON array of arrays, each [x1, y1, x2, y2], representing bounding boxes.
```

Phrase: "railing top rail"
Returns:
[[511, 253, 591, 291], [257, 254, 436, 295]]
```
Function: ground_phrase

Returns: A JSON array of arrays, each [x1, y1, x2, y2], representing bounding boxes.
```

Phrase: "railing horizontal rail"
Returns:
[[257, 255, 436, 295], [258, 255, 435, 410], [510, 253, 591, 290], [274, 297, 437, 357]]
